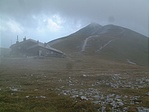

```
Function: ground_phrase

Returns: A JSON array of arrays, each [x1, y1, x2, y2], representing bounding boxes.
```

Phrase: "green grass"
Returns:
[[49, 25, 148, 66], [0, 84, 97, 112], [0, 57, 149, 112], [0, 57, 98, 112]]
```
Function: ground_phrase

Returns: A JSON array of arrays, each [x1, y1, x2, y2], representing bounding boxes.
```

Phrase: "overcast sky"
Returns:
[[0, 0, 149, 48]]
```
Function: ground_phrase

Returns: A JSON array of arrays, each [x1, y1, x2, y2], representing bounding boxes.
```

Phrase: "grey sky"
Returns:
[[0, 0, 149, 48]]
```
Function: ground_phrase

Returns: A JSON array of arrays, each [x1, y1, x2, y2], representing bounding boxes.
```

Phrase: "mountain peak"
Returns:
[[103, 24, 122, 28], [49, 23, 148, 65], [87, 22, 102, 28]]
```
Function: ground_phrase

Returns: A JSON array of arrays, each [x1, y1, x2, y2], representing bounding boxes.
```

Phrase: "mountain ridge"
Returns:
[[48, 23, 148, 66]]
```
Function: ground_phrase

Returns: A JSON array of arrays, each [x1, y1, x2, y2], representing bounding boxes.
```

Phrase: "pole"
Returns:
[[148, 14, 149, 66]]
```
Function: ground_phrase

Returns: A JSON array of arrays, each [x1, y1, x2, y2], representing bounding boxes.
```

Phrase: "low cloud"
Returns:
[[6, 19, 24, 34], [0, 0, 149, 48]]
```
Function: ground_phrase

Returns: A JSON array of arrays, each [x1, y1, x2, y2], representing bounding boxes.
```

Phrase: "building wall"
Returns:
[[27, 46, 65, 57], [10, 40, 65, 58]]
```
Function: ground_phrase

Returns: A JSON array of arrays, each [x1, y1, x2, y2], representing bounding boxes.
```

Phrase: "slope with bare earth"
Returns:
[[49, 23, 148, 66]]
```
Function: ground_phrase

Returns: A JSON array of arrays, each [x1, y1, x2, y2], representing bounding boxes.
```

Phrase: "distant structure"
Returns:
[[16, 35, 19, 43], [10, 37, 65, 58]]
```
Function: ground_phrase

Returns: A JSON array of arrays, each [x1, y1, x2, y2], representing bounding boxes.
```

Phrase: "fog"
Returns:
[[0, 0, 149, 48]]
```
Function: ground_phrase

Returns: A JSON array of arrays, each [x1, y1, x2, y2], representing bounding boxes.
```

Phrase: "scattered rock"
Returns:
[[9, 87, 18, 92], [137, 107, 149, 112], [80, 96, 88, 100], [36, 96, 46, 99], [26, 96, 29, 98]]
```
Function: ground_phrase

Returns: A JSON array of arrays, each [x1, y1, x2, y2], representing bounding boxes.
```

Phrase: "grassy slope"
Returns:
[[49, 25, 148, 66], [0, 57, 97, 112], [49, 23, 102, 54], [99, 33, 148, 65], [0, 56, 149, 111]]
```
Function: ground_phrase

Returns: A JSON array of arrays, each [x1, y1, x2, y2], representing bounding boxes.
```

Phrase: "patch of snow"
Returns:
[[127, 59, 136, 65], [98, 40, 113, 52], [81, 27, 125, 52], [81, 35, 99, 52], [81, 36, 92, 52]]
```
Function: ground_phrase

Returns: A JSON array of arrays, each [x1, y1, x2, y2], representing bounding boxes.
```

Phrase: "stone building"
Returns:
[[10, 38, 65, 57]]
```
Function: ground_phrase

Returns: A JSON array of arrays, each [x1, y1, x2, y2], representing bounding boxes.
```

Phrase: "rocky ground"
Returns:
[[0, 57, 149, 112], [53, 71, 149, 112]]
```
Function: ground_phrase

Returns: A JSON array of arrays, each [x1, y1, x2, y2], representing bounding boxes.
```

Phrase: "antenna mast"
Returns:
[[148, 14, 149, 66]]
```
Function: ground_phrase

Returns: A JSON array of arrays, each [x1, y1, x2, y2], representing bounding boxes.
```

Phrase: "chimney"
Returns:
[[23, 37, 26, 41], [16, 35, 19, 44]]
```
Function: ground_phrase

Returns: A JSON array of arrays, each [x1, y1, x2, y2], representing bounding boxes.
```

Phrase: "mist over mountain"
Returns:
[[48, 23, 148, 66]]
